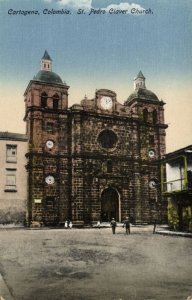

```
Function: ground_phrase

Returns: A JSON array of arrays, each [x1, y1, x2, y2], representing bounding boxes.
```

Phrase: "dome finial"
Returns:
[[41, 50, 52, 72], [134, 70, 146, 90]]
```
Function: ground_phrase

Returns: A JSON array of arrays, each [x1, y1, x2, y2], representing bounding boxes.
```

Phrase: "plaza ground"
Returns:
[[0, 226, 192, 300]]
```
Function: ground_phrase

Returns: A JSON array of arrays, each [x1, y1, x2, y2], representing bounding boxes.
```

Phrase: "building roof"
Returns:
[[124, 87, 159, 105], [33, 70, 63, 85], [165, 145, 192, 159], [0, 132, 28, 141], [135, 70, 145, 79], [42, 50, 52, 61]]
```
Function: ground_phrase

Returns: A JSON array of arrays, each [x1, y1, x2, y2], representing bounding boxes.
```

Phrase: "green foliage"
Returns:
[[168, 200, 179, 230]]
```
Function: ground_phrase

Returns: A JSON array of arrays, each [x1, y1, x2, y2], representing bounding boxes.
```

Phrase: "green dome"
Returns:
[[33, 70, 63, 85], [125, 88, 159, 105]]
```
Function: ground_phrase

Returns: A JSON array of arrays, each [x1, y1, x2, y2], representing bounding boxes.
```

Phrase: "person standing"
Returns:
[[64, 220, 68, 229], [110, 218, 117, 234], [69, 221, 73, 229], [123, 217, 130, 234], [97, 221, 101, 229]]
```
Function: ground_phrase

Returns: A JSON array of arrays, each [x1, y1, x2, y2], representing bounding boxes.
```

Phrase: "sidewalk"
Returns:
[[155, 226, 192, 238], [99, 223, 192, 238]]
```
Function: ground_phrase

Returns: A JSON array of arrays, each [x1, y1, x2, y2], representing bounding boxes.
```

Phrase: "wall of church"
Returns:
[[68, 110, 166, 224], [23, 62, 168, 226]]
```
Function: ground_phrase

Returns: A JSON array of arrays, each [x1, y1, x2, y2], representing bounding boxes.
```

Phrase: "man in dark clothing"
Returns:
[[123, 217, 130, 234], [110, 218, 117, 234]]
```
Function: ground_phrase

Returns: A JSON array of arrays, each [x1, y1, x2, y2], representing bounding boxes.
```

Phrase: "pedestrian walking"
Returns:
[[69, 221, 73, 229], [123, 217, 130, 234], [64, 220, 68, 229], [97, 221, 101, 229], [110, 218, 117, 234]]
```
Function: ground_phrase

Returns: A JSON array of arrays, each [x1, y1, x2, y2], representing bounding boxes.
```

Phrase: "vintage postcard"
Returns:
[[0, 0, 192, 299]]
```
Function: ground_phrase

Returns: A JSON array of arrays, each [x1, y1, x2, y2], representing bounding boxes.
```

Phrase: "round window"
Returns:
[[98, 130, 118, 149]]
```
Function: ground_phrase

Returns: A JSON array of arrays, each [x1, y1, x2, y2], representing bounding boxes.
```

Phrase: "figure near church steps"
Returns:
[[110, 218, 117, 234], [123, 217, 130, 234]]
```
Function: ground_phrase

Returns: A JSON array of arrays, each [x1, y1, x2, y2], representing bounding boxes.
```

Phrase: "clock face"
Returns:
[[100, 96, 113, 110], [148, 150, 155, 158], [149, 180, 156, 189], [46, 140, 54, 149], [45, 175, 55, 185]]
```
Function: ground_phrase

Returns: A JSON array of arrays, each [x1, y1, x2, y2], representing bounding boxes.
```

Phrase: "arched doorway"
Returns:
[[101, 187, 119, 222]]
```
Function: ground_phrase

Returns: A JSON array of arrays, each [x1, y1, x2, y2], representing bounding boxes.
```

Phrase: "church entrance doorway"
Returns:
[[101, 187, 119, 222]]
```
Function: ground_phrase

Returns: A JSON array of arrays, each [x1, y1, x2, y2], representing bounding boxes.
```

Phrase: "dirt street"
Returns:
[[0, 226, 191, 300]]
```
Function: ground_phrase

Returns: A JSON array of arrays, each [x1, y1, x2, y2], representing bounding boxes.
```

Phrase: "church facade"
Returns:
[[24, 51, 167, 226]]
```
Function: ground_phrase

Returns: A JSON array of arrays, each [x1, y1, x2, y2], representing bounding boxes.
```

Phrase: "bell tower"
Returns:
[[24, 51, 70, 227], [124, 71, 168, 223], [134, 70, 146, 90]]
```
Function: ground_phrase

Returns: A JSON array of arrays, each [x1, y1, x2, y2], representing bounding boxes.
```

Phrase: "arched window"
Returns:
[[143, 108, 148, 123], [149, 135, 155, 145], [107, 160, 113, 173], [53, 94, 59, 109], [41, 92, 47, 108], [153, 110, 158, 125]]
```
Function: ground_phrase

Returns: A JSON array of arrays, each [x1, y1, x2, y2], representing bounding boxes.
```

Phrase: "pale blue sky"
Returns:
[[0, 0, 192, 152]]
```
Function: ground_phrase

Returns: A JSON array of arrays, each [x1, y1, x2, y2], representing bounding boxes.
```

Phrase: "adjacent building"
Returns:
[[0, 132, 28, 224], [161, 145, 192, 232], [23, 51, 168, 226]]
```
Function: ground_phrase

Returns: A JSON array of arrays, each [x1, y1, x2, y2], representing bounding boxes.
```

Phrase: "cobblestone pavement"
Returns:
[[0, 226, 192, 300]]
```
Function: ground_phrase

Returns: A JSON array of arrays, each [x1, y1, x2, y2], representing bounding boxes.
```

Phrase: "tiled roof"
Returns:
[[165, 145, 192, 158], [125, 87, 159, 105], [0, 132, 28, 141], [33, 70, 63, 85]]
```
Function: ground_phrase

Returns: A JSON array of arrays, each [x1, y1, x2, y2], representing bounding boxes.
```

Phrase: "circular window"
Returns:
[[149, 180, 156, 189], [148, 149, 155, 158], [149, 178, 158, 189], [45, 175, 55, 185], [98, 130, 118, 149]]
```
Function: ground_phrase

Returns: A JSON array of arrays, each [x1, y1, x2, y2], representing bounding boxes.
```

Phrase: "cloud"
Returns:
[[44, 0, 92, 9]]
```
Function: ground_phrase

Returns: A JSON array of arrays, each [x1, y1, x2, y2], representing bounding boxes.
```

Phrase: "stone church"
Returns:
[[24, 51, 167, 226]]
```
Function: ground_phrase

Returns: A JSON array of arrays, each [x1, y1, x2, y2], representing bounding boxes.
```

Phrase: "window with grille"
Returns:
[[5, 170, 17, 192], [6, 145, 17, 163]]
